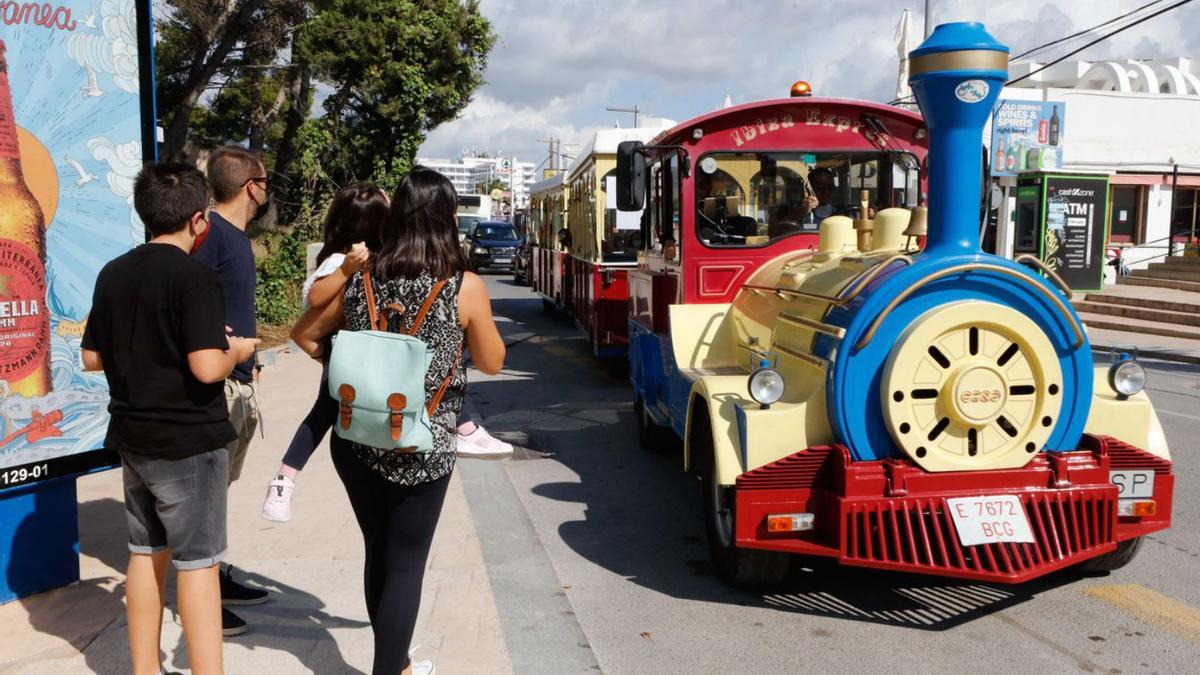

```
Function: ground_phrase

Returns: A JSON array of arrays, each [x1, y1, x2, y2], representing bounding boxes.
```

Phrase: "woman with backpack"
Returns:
[[291, 168, 504, 675]]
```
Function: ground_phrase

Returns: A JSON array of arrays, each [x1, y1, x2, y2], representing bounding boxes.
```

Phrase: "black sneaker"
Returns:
[[222, 606, 248, 637], [220, 564, 269, 605]]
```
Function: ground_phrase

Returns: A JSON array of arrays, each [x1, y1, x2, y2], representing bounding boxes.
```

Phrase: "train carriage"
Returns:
[[528, 172, 568, 312], [616, 23, 1174, 587]]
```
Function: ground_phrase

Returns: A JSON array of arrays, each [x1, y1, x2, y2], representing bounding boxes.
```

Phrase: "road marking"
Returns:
[[1085, 584, 1200, 645], [1157, 408, 1200, 422]]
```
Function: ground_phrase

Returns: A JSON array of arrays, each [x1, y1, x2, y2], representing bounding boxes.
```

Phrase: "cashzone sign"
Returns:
[[0, 0, 156, 492]]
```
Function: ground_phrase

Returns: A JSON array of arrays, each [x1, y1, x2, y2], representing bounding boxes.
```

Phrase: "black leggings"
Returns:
[[332, 437, 450, 674]]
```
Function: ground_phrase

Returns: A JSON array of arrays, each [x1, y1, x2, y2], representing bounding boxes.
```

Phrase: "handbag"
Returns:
[[327, 271, 459, 451]]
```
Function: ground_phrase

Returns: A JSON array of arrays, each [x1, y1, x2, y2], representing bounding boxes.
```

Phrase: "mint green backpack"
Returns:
[[328, 274, 458, 452]]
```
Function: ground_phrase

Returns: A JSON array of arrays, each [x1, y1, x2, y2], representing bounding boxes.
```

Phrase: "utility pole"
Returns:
[[924, 0, 933, 38], [538, 137, 560, 172], [606, 105, 640, 127]]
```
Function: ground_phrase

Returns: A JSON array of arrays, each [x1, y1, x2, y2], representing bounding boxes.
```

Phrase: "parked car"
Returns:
[[465, 221, 523, 273], [457, 214, 487, 244]]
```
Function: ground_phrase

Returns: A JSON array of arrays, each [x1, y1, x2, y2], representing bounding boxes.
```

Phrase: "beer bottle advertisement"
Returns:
[[989, 101, 1065, 177], [0, 1, 152, 490]]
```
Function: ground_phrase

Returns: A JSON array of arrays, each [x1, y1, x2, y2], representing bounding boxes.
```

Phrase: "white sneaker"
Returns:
[[456, 426, 514, 459], [261, 475, 295, 522], [410, 659, 436, 675]]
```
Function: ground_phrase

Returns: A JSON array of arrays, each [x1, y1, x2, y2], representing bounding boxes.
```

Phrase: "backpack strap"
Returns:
[[405, 279, 449, 337], [363, 268, 381, 331], [426, 344, 463, 417]]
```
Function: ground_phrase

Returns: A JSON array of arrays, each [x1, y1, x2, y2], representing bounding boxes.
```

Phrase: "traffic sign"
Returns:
[[491, 188, 503, 200]]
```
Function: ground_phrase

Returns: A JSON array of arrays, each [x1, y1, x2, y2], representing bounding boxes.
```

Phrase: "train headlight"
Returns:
[[1109, 358, 1146, 400], [748, 368, 785, 408]]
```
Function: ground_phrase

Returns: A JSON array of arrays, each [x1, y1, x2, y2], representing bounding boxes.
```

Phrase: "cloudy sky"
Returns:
[[417, 0, 1200, 169]]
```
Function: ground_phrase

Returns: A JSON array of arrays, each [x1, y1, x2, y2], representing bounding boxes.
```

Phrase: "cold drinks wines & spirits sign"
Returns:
[[991, 101, 1064, 177]]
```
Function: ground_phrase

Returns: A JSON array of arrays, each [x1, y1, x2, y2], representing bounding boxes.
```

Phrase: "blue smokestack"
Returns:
[[908, 23, 1009, 256]]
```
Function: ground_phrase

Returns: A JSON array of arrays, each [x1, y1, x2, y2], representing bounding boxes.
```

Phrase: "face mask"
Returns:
[[252, 193, 270, 222], [190, 216, 211, 254]]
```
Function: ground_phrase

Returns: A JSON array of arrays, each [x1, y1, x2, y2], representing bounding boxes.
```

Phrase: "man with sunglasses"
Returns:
[[194, 145, 272, 635]]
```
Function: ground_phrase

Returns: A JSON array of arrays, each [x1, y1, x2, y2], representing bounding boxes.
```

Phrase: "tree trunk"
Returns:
[[273, 63, 312, 223], [161, 0, 269, 161]]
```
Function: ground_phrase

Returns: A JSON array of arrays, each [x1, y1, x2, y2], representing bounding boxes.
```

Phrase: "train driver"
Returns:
[[769, 167, 835, 238]]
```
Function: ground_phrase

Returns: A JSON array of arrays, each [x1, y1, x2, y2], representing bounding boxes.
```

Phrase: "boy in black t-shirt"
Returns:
[[82, 163, 259, 675]]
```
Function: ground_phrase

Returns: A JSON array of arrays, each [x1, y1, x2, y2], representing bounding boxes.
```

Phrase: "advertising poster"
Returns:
[[1042, 175, 1108, 292], [0, 0, 153, 490], [991, 101, 1065, 177]]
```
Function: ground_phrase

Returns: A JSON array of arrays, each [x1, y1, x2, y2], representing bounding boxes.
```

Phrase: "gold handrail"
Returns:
[[853, 262, 1086, 351], [1014, 254, 1074, 297], [778, 312, 846, 338]]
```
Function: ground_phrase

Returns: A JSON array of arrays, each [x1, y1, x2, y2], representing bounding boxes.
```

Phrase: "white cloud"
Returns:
[[420, 0, 1200, 162]]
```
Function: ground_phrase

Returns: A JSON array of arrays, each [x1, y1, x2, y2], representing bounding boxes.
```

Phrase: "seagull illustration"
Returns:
[[81, 9, 96, 29], [81, 66, 104, 98], [64, 155, 98, 187]]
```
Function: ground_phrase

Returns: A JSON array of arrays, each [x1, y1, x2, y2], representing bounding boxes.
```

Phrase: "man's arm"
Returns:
[[82, 349, 102, 371], [188, 337, 259, 384]]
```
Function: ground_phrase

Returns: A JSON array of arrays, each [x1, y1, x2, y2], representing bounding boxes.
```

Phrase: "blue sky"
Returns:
[[417, 0, 1200, 169]]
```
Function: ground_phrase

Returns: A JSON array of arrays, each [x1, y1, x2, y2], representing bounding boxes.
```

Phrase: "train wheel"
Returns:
[[693, 422, 789, 588], [1078, 537, 1144, 573]]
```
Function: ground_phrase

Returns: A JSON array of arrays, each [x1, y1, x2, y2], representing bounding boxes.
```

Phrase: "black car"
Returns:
[[465, 221, 523, 272]]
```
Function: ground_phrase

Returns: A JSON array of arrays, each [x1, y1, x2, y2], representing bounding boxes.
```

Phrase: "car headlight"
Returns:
[[748, 368, 784, 407], [472, 246, 488, 254], [1108, 358, 1146, 399]]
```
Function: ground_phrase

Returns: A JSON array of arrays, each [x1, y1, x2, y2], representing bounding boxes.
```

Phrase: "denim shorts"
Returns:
[[120, 448, 229, 570]]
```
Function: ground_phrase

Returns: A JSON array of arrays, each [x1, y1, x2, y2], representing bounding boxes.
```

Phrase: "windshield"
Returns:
[[695, 151, 920, 247], [474, 225, 518, 241], [458, 215, 484, 235]]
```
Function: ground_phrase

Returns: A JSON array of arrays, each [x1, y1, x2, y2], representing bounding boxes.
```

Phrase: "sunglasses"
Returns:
[[241, 176, 269, 187]]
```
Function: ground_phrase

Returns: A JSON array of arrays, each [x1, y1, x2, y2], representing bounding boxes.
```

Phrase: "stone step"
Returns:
[[1148, 260, 1200, 273], [1077, 311, 1200, 341], [1072, 300, 1200, 326], [1129, 267, 1200, 283], [1081, 291, 1200, 315], [1162, 255, 1200, 265], [1118, 275, 1200, 293]]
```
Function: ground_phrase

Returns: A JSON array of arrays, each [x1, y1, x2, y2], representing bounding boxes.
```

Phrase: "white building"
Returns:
[[417, 155, 538, 213], [991, 57, 1200, 271]]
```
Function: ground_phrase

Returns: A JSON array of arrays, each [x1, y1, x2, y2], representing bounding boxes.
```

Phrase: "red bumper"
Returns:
[[734, 435, 1173, 583]]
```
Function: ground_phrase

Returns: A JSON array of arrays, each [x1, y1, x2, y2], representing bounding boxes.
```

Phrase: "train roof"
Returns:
[[566, 124, 674, 183], [529, 171, 566, 197], [649, 97, 925, 146]]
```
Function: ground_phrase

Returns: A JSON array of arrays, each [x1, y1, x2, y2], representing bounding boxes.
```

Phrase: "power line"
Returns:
[[1011, 0, 1167, 61], [1007, 0, 1195, 87], [889, 0, 1195, 105]]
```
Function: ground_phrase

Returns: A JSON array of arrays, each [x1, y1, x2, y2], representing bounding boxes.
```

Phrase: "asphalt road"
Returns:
[[464, 275, 1200, 675]]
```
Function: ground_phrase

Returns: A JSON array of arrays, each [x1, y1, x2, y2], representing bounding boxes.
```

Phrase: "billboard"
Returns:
[[1043, 175, 1108, 292], [0, 0, 154, 491], [990, 100, 1064, 177]]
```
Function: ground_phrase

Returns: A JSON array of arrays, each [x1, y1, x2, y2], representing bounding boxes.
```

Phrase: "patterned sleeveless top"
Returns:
[[342, 269, 466, 484]]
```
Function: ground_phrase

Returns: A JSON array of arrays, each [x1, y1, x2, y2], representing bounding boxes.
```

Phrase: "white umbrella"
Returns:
[[895, 8, 915, 102]]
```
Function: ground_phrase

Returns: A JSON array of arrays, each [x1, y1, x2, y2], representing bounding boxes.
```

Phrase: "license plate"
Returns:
[[1110, 470, 1154, 499], [493, 257, 512, 264], [946, 495, 1035, 546]]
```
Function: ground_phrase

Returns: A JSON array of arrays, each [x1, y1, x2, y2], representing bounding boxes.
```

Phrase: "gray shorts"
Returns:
[[120, 448, 229, 570]]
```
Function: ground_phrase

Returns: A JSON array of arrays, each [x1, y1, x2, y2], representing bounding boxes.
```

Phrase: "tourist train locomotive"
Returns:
[[615, 23, 1173, 586]]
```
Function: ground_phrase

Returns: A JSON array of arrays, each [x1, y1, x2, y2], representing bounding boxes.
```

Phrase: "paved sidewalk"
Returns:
[[0, 349, 512, 674]]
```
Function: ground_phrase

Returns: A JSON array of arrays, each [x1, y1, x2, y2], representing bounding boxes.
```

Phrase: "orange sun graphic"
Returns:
[[15, 125, 59, 227]]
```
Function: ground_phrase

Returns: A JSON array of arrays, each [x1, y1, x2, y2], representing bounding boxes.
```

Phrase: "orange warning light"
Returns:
[[790, 81, 813, 97]]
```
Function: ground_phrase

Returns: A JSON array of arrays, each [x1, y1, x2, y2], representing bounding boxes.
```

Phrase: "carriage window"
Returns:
[[695, 151, 919, 247]]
